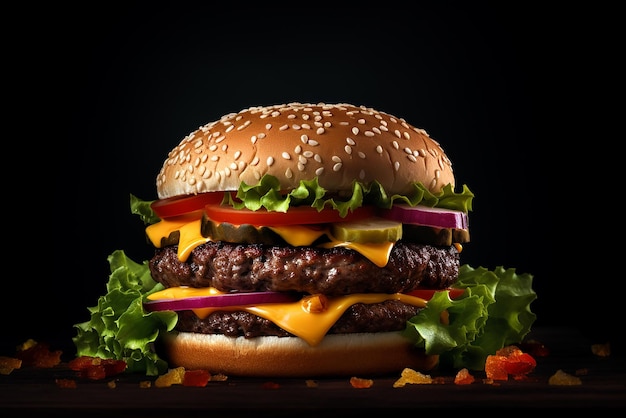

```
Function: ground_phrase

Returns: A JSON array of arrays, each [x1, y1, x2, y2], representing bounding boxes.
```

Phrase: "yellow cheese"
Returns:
[[146, 215, 396, 266], [268, 225, 327, 246], [147, 287, 427, 346], [145, 212, 210, 262]]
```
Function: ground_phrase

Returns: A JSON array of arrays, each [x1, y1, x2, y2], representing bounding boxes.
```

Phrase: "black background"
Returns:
[[7, 3, 604, 355]]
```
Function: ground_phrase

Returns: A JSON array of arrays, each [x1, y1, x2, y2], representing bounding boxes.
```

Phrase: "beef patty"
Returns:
[[149, 240, 460, 296]]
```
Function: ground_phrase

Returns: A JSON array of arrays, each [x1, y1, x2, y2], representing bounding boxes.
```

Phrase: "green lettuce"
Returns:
[[402, 265, 536, 370], [226, 174, 474, 217], [72, 250, 177, 376]]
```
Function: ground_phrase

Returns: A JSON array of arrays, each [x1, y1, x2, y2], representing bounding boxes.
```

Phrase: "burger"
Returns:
[[73, 102, 536, 377]]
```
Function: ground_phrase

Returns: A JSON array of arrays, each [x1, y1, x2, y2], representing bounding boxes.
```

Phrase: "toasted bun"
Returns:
[[160, 331, 439, 377], [156, 102, 455, 199]]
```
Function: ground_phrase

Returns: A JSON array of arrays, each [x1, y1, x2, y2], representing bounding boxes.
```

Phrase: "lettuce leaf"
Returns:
[[402, 265, 537, 371], [72, 250, 177, 376], [227, 175, 474, 217]]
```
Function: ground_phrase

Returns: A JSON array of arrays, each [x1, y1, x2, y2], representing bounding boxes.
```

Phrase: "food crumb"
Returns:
[[154, 367, 185, 387], [0, 356, 22, 375], [107, 380, 117, 389], [393, 367, 433, 387], [350, 376, 373, 388], [591, 343, 611, 357], [139, 380, 152, 388], [548, 369, 582, 386], [210, 373, 228, 382], [305, 379, 319, 388], [454, 368, 475, 385], [261, 381, 280, 389]]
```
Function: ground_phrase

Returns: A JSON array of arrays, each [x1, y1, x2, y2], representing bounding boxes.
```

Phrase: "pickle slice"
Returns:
[[202, 218, 287, 245], [331, 217, 403, 243], [402, 224, 470, 246]]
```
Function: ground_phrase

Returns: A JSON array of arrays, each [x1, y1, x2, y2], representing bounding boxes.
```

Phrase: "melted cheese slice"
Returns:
[[146, 216, 395, 266], [147, 286, 427, 346]]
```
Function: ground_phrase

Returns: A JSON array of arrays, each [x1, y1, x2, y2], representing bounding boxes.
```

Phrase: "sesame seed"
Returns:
[[294, 145, 302, 154], [251, 156, 259, 166], [267, 156, 274, 166], [392, 141, 399, 150], [297, 162, 305, 171], [265, 123, 272, 130], [209, 144, 217, 151], [224, 167, 231, 177], [346, 137, 355, 145], [314, 154, 322, 162], [225, 125, 234, 133], [403, 131, 411, 140], [394, 130, 401, 138], [282, 152, 291, 160], [364, 131, 374, 137], [332, 156, 342, 163], [301, 134, 309, 144], [372, 127, 381, 134], [358, 151, 366, 159], [279, 124, 289, 131], [301, 123, 311, 129], [308, 139, 319, 146], [344, 145, 352, 154], [352, 127, 359, 135], [376, 145, 383, 154], [237, 120, 251, 131], [333, 163, 343, 171], [357, 118, 366, 124], [211, 155, 219, 161], [316, 127, 325, 135], [302, 150, 314, 158], [403, 147, 412, 154], [285, 168, 293, 178], [251, 135, 257, 144], [234, 150, 241, 159], [359, 169, 365, 179], [315, 167, 325, 176], [394, 161, 400, 171], [229, 162, 237, 170]]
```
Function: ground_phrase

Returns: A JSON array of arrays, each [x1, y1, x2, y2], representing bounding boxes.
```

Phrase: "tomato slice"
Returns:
[[203, 204, 377, 226], [406, 288, 465, 300], [151, 192, 225, 218]]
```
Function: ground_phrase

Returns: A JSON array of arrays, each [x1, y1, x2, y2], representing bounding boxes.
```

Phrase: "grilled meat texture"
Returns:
[[175, 300, 422, 337], [149, 240, 460, 295]]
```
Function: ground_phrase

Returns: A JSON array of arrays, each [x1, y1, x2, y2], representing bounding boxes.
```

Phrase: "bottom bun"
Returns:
[[160, 331, 439, 377]]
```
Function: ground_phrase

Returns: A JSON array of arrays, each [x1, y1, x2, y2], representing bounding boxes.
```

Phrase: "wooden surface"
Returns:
[[1, 327, 624, 415]]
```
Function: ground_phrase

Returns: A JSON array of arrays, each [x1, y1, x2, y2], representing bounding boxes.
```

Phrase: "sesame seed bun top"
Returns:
[[155, 102, 455, 199]]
